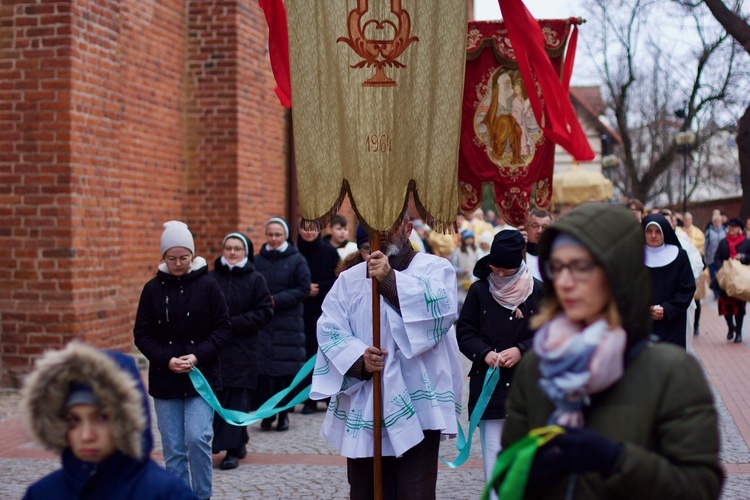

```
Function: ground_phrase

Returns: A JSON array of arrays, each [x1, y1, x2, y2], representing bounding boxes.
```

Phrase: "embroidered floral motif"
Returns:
[[337, 0, 419, 87]]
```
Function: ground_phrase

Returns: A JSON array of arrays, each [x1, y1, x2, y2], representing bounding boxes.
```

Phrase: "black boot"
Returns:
[[302, 400, 317, 414], [735, 315, 744, 343], [276, 411, 289, 431], [260, 415, 275, 431], [220, 453, 239, 470], [726, 315, 735, 340], [694, 300, 701, 335]]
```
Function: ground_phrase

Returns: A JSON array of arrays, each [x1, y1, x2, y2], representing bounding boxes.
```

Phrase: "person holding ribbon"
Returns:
[[456, 229, 543, 493], [210, 232, 273, 469], [254, 217, 311, 432], [499, 204, 722, 499], [133, 221, 231, 500], [310, 214, 464, 499]]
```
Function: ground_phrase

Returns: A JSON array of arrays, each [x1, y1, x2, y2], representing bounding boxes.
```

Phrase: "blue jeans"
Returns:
[[154, 396, 214, 499]]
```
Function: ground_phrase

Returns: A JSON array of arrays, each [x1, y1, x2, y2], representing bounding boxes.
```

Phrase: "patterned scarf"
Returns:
[[534, 315, 627, 427], [487, 260, 534, 318]]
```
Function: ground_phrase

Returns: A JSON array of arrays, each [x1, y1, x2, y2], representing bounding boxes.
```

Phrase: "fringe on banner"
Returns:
[[300, 179, 457, 236]]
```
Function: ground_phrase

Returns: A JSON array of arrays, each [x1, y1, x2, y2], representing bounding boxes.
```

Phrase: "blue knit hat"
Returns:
[[356, 225, 369, 248], [460, 229, 475, 241]]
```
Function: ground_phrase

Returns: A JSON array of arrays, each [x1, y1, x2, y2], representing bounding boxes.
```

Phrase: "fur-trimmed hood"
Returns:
[[157, 255, 207, 275], [21, 342, 149, 460]]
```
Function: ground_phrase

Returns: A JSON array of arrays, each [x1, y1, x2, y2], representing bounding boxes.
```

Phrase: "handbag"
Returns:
[[716, 259, 750, 301]]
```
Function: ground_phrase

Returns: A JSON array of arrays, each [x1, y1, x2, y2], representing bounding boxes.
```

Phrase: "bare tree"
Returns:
[[583, 0, 742, 205], [675, 0, 750, 218]]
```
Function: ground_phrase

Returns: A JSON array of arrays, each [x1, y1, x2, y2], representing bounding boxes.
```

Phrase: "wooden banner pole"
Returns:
[[370, 232, 383, 500]]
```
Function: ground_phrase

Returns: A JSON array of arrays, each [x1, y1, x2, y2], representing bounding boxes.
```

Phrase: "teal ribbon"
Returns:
[[440, 366, 501, 468], [189, 355, 316, 425], [191, 352, 500, 469]]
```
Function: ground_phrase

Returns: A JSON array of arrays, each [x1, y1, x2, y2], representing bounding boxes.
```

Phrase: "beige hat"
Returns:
[[160, 221, 195, 256]]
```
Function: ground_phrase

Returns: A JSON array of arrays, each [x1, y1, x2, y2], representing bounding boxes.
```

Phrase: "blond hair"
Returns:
[[531, 293, 622, 330]]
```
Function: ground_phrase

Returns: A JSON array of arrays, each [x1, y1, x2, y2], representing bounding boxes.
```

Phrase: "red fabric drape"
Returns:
[[498, 0, 593, 161], [259, 0, 291, 108]]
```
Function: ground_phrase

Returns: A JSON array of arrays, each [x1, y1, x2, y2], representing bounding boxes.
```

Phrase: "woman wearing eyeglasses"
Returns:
[[210, 232, 273, 469], [254, 217, 311, 432], [134, 221, 232, 499], [501, 204, 722, 499], [456, 230, 543, 493]]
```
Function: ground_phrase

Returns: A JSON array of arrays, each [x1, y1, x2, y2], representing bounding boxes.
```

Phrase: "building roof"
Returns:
[[570, 86, 622, 144]]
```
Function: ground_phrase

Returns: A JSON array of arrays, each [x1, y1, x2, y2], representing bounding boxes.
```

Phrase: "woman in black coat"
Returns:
[[643, 214, 696, 349], [456, 230, 543, 489], [254, 217, 311, 432], [133, 221, 231, 499], [210, 232, 273, 469], [713, 218, 750, 343]]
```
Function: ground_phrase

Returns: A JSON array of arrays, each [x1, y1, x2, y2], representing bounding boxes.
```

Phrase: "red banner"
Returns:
[[459, 19, 585, 226]]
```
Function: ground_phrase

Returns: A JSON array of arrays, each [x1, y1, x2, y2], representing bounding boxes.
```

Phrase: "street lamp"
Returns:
[[601, 154, 620, 178], [675, 130, 696, 214]]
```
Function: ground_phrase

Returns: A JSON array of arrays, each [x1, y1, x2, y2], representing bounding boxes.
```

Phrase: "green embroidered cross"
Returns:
[[418, 277, 450, 343], [319, 324, 352, 354], [313, 355, 330, 376]]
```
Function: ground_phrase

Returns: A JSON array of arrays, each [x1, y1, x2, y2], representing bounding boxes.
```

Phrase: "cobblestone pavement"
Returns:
[[1, 300, 749, 499]]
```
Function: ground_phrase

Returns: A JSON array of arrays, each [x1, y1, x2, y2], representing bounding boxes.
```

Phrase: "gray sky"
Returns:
[[474, 0, 585, 20]]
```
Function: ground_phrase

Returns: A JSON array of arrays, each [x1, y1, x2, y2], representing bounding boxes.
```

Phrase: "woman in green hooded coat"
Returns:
[[501, 204, 722, 499]]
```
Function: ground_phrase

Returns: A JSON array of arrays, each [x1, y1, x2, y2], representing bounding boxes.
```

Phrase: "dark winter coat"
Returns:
[[22, 342, 196, 500], [134, 258, 231, 399], [255, 243, 311, 377], [713, 237, 750, 297], [504, 204, 722, 499], [211, 258, 274, 390], [297, 234, 340, 357], [642, 214, 696, 348], [456, 277, 543, 420], [647, 250, 696, 348]]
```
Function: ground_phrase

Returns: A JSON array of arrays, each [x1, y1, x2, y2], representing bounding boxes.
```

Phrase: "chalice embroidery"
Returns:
[[337, 0, 419, 87]]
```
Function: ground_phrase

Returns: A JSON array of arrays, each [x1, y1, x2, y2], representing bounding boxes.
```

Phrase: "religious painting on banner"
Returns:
[[285, 0, 467, 233], [459, 19, 583, 227]]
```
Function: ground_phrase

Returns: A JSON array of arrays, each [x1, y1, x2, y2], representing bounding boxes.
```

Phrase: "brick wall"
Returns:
[[670, 197, 743, 232], [0, 0, 288, 386]]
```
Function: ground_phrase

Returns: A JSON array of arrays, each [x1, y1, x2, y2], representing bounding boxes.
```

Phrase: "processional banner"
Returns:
[[458, 18, 585, 227], [285, 0, 467, 232]]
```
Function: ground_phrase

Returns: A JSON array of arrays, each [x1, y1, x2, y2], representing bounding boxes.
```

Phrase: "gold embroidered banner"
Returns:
[[286, 0, 467, 232]]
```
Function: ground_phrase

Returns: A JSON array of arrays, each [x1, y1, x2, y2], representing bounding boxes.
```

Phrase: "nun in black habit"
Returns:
[[642, 214, 696, 349]]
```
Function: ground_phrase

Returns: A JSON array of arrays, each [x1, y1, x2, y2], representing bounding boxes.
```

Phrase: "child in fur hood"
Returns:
[[22, 342, 197, 500]]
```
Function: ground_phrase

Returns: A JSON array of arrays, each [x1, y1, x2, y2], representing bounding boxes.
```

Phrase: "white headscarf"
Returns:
[[644, 221, 679, 268]]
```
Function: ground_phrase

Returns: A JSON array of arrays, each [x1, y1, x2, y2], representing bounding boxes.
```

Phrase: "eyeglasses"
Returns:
[[359, 244, 372, 253], [223, 246, 246, 253], [489, 265, 518, 277], [528, 223, 550, 231], [544, 259, 598, 282], [165, 255, 191, 264]]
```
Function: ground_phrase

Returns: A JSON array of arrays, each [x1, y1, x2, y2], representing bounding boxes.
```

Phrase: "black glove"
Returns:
[[528, 427, 623, 485]]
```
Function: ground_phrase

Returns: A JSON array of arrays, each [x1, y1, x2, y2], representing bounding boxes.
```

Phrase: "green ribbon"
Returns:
[[480, 425, 564, 500], [440, 366, 501, 468], [189, 355, 316, 425]]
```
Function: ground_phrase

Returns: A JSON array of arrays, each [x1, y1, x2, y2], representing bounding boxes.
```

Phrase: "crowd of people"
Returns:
[[21, 200, 743, 499]]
